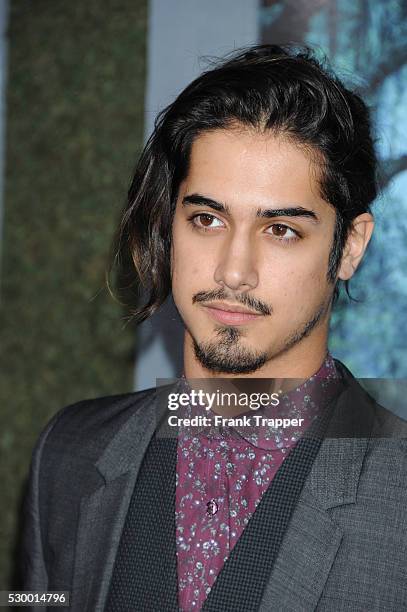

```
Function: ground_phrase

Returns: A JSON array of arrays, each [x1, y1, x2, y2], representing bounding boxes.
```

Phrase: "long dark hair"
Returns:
[[111, 44, 378, 325]]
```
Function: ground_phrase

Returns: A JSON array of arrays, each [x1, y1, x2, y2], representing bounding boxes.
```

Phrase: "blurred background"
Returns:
[[0, 0, 405, 587]]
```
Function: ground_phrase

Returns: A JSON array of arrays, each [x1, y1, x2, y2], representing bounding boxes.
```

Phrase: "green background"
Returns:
[[0, 0, 147, 586]]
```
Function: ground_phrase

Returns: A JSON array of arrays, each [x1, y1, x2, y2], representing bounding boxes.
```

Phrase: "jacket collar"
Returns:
[[95, 383, 169, 482]]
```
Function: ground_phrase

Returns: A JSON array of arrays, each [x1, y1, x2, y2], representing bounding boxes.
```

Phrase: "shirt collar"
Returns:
[[177, 353, 343, 451]]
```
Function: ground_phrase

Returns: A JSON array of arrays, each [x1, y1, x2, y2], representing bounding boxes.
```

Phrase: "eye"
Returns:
[[189, 213, 225, 230], [265, 223, 299, 242]]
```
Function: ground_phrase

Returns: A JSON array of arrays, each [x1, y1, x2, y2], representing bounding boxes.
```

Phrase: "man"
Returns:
[[22, 45, 407, 611]]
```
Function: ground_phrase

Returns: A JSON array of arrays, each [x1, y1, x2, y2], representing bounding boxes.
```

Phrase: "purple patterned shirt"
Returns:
[[175, 354, 340, 611]]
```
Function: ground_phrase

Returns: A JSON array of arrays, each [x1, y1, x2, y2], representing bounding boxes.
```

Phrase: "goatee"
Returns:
[[193, 326, 269, 374]]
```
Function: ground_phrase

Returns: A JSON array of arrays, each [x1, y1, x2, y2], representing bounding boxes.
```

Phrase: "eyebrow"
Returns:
[[182, 193, 231, 214], [182, 193, 320, 223]]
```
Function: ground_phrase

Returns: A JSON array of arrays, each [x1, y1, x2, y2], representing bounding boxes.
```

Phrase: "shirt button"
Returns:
[[206, 498, 219, 516]]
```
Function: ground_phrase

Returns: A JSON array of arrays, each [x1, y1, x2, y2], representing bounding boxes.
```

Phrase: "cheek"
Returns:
[[172, 228, 216, 282], [171, 242, 214, 302], [173, 241, 202, 275], [260, 249, 328, 302]]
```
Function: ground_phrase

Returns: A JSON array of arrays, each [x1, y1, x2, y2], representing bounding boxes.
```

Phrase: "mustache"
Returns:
[[192, 289, 272, 316]]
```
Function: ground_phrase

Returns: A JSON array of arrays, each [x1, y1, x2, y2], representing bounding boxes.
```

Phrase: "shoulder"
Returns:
[[364, 407, 407, 488], [372, 403, 407, 438], [333, 358, 407, 439], [32, 386, 158, 471], [46, 386, 157, 435]]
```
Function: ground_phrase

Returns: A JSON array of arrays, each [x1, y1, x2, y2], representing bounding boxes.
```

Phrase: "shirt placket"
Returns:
[[199, 432, 230, 603]]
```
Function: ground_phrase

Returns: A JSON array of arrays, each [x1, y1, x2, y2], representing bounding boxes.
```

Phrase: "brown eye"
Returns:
[[192, 213, 224, 229], [265, 223, 299, 241], [271, 224, 288, 237], [199, 214, 215, 227]]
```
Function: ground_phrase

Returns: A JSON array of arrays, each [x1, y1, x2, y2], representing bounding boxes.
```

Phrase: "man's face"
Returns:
[[171, 127, 338, 375]]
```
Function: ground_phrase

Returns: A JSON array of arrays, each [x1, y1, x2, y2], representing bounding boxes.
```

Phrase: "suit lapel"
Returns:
[[258, 437, 370, 611], [258, 365, 375, 610], [71, 473, 141, 611], [258, 502, 343, 611], [71, 385, 171, 611]]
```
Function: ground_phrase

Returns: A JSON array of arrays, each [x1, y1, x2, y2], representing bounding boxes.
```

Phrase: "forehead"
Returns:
[[181, 127, 330, 215]]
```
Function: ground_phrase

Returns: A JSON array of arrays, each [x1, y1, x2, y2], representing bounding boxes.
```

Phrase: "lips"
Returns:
[[202, 303, 263, 325]]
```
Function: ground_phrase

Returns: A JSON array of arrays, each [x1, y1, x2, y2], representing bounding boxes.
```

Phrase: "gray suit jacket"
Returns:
[[21, 361, 407, 611]]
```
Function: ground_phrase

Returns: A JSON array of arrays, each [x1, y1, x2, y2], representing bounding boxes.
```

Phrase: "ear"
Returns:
[[337, 213, 374, 281]]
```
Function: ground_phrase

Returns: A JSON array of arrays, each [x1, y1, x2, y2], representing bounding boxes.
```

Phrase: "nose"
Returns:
[[214, 229, 259, 292]]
